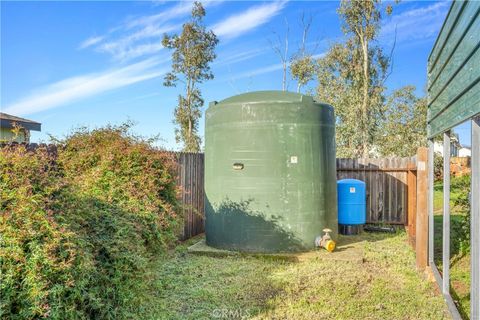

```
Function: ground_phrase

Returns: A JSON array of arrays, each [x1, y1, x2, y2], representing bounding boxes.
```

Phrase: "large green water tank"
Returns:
[[204, 91, 337, 252]]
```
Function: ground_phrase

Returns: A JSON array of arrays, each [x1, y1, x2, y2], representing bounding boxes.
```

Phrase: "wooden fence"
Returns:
[[0, 144, 420, 241], [336, 157, 417, 225], [175, 153, 419, 240], [174, 152, 205, 240]]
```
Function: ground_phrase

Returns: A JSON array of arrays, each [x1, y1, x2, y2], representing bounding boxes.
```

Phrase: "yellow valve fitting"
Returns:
[[325, 239, 336, 253], [315, 228, 336, 252]]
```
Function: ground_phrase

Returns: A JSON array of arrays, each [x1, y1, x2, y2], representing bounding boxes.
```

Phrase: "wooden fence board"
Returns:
[[173, 152, 205, 240], [333, 156, 415, 225]]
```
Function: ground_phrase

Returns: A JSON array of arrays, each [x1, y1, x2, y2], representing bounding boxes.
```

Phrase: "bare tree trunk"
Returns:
[[361, 36, 370, 158], [282, 20, 288, 92], [188, 118, 192, 141], [187, 82, 192, 143], [270, 18, 289, 92], [186, 78, 195, 152], [292, 12, 315, 94], [296, 19, 307, 94]]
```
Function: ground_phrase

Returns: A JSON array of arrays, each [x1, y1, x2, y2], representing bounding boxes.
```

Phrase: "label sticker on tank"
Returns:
[[350, 187, 356, 193], [290, 156, 298, 164]]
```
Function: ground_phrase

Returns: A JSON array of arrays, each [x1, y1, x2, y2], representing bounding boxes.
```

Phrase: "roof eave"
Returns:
[[0, 119, 41, 131]]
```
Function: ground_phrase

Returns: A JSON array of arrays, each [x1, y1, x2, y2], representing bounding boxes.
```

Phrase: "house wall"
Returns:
[[426, 2, 480, 318], [0, 127, 28, 143], [459, 147, 471, 157], [433, 141, 461, 157], [427, 1, 480, 138]]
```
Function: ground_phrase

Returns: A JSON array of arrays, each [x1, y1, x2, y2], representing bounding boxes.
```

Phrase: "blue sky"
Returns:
[[2, 0, 468, 149]]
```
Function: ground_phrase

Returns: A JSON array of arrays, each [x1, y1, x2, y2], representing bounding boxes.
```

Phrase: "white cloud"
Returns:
[[79, 1, 223, 61], [234, 62, 284, 79], [78, 36, 104, 49], [111, 42, 166, 62], [212, 1, 287, 39], [125, 1, 193, 29], [3, 58, 166, 116], [98, 24, 177, 61], [77, 2, 188, 61], [381, 2, 450, 43], [215, 47, 267, 66]]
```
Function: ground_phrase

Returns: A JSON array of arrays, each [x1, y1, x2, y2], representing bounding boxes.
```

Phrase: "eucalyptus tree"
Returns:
[[316, 0, 394, 157], [376, 86, 427, 157], [162, 1, 218, 152]]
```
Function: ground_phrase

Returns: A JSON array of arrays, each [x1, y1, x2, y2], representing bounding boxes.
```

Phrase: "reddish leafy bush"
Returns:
[[0, 124, 180, 319]]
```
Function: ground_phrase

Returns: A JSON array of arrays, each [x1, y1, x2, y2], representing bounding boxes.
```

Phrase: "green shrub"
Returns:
[[1, 124, 180, 319], [0, 145, 81, 319], [433, 152, 443, 181], [451, 175, 471, 255]]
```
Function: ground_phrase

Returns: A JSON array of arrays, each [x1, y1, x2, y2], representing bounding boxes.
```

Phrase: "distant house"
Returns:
[[433, 133, 462, 157], [0, 112, 41, 143], [459, 146, 471, 157]]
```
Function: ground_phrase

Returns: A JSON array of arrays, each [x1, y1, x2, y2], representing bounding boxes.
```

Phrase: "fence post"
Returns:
[[471, 116, 479, 320], [442, 131, 451, 294], [416, 147, 428, 270], [407, 158, 417, 247]]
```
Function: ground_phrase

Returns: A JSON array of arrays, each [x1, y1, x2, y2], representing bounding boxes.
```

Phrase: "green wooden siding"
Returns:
[[427, 0, 480, 138]]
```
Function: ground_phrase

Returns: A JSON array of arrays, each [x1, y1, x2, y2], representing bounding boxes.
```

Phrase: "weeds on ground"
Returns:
[[140, 232, 448, 320]]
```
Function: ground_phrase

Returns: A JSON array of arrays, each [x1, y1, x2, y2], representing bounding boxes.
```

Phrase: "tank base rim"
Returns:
[[205, 239, 314, 254], [339, 224, 363, 235]]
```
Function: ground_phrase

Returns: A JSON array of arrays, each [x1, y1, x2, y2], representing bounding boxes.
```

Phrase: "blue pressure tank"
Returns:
[[337, 179, 366, 235]]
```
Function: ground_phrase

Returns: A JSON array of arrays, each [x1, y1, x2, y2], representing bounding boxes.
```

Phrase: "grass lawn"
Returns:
[[137, 231, 449, 319]]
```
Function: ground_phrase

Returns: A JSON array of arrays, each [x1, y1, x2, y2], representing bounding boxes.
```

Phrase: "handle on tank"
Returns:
[[232, 163, 244, 170]]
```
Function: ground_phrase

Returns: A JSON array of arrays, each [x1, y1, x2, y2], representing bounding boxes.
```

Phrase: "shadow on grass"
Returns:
[[433, 213, 471, 320], [433, 214, 469, 267], [450, 286, 470, 320]]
